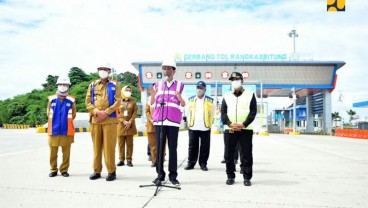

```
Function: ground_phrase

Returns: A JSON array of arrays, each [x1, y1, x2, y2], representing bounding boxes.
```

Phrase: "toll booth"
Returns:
[[132, 59, 345, 133]]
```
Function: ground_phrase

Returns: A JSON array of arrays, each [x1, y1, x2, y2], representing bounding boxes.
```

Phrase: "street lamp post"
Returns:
[[111, 68, 115, 80], [288, 29, 299, 54], [338, 91, 344, 129]]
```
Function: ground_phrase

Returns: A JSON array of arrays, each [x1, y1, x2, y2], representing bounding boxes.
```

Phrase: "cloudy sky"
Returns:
[[1, 0, 367, 119]]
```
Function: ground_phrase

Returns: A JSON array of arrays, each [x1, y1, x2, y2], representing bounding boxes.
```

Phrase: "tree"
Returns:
[[117, 72, 138, 87], [69, 82, 91, 112], [42, 75, 58, 91], [7, 101, 27, 117], [0, 68, 144, 126], [88, 72, 99, 82], [117, 72, 141, 102], [346, 109, 358, 126], [332, 112, 341, 127], [68, 67, 88, 85]]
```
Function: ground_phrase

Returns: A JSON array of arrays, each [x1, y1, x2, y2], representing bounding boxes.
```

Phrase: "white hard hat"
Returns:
[[97, 63, 112, 70], [161, 60, 176, 70], [56, 76, 71, 85]]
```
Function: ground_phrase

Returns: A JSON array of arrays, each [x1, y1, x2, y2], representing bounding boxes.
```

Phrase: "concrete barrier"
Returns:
[[3, 124, 30, 129]]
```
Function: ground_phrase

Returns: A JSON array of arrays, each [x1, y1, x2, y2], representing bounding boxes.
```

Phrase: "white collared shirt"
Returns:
[[188, 95, 209, 131]]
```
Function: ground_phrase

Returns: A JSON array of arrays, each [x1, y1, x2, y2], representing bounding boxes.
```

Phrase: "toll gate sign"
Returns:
[[242, 71, 249, 79], [205, 72, 212, 79]]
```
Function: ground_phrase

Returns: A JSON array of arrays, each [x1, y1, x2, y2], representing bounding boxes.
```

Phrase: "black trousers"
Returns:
[[155, 125, 179, 180], [224, 129, 253, 180], [147, 144, 151, 156], [187, 129, 211, 166], [223, 135, 242, 163]]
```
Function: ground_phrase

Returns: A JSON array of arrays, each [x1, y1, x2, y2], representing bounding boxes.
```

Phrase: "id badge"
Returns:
[[124, 110, 128, 116]]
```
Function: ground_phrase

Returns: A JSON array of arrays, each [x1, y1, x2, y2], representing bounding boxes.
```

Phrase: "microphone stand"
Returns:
[[139, 80, 181, 196]]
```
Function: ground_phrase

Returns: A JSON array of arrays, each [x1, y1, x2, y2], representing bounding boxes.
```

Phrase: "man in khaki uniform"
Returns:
[[145, 94, 157, 167], [85, 65, 121, 181], [117, 85, 138, 167], [48, 76, 76, 177]]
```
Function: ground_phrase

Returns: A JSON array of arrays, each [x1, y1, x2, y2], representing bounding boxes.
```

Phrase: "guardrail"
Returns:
[[334, 129, 368, 139]]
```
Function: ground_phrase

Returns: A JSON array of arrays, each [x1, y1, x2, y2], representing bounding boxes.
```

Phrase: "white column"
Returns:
[[323, 90, 332, 133], [306, 95, 314, 132]]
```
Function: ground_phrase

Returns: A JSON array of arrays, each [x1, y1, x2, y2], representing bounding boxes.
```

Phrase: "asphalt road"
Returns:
[[0, 128, 367, 208]]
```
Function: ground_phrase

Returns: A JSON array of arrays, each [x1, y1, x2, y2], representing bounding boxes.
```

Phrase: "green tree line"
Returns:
[[0, 67, 140, 127]]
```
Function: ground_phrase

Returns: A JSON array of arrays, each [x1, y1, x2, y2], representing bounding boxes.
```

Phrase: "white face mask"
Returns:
[[98, 70, 109, 79], [231, 80, 242, 90], [58, 85, 68, 92], [124, 91, 131, 98], [196, 89, 205, 96]]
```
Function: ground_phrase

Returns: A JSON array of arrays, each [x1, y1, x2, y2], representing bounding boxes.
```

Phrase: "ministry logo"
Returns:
[[327, 0, 345, 12]]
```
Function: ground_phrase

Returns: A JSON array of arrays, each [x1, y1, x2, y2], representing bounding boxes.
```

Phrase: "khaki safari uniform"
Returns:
[[145, 96, 156, 165], [85, 79, 121, 174], [117, 85, 138, 163], [47, 95, 76, 173]]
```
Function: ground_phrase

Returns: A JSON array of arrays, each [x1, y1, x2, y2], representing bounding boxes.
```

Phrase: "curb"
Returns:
[[3, 124, 30, 129], [289, 132, 300, 135], [259, 131, 269, 136]]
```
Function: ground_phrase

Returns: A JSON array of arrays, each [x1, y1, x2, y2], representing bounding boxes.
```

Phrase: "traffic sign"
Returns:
[[156, 72, 162, 79], [185, 72, 193, 79], [146, 72, 153, 79], [205, 72, 212, 79]]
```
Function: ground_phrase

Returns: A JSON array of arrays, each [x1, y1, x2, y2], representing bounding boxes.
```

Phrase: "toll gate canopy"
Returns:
[[132, 61, 345, 98], [132, 60, 346, 133]]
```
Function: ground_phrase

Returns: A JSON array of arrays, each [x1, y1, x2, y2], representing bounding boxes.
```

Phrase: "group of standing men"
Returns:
[[46, 60, 257, 186]]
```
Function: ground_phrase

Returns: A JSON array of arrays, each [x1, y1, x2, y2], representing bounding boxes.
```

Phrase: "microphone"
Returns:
[[160, 76, 168, 106]]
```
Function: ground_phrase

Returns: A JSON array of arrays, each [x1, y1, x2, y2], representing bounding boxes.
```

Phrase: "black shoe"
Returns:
[[49, 172, 57, 177], [184, 164, 194, 170], [117, 161, 125, 166], [221, 159, 226, 163], [127, 161, 133, 167], [151, 163, 156, 167], [244, 179, 252, 186], [106, 172, 116, 181], [61, 172, 69, 177], [152, 178, 164, 185], [226, 178, 235, 185], [200, 164, 208, 171], [89, 172, 101, 180], [170, 178, 180, 186]]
